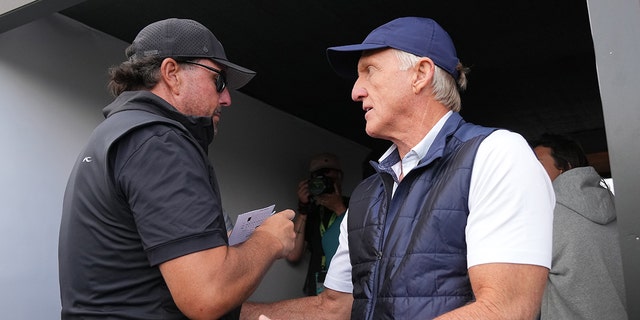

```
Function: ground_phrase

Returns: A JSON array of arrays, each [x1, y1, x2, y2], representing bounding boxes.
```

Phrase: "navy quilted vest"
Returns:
[[348, 113, 496, 319]]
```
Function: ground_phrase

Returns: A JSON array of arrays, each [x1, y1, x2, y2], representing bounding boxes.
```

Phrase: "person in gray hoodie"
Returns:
[[532, 133, 627, 320]]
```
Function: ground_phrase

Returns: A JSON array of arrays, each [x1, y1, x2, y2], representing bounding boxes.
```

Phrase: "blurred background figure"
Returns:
[[532, 133, 628, 320], [287, 153, 349, 296]]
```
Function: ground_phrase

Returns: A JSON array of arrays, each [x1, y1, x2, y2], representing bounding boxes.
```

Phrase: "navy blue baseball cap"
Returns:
[[326, 17, 460, 80]]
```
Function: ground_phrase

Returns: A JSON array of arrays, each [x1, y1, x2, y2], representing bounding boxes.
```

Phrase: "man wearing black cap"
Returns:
[[243, 17, 554, 319], [58, 18, 296, 320]]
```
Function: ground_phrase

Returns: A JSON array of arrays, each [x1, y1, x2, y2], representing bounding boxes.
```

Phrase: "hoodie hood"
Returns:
[[553, 166, 616, 225], [102, 91, 215, 152]]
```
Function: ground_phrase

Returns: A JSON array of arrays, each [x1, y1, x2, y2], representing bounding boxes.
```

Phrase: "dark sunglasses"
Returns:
[[181, 61, 227, 93]]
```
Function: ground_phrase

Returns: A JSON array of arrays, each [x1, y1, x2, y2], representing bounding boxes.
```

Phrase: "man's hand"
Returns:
[[242, 288, 353, 320], [297, 179, 311, 204], [255, 209, 296, 258]]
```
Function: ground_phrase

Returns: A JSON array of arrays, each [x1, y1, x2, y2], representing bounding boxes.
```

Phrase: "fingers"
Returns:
[[278, 210, 296, 257], [259, 210, 296, 258], [297, 180, 310, 203], [277, 209, 295, 221]]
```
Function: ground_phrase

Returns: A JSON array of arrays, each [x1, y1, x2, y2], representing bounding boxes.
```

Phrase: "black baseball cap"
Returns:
[[127, 18, 256, 89]]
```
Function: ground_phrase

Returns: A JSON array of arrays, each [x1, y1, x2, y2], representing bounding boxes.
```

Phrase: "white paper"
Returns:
[[228, 204, 276, 246]]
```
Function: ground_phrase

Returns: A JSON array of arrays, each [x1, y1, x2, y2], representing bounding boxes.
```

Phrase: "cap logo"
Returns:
[[202, 46, 209, 53], [143, 49, 159, 57]]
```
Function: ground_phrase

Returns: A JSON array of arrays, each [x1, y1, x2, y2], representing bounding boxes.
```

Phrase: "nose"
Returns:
[[351, 79, 367, 102], [219, 88, 232, 107]]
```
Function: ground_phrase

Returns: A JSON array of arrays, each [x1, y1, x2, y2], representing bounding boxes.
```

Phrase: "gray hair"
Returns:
[[394, 49, 468, 112]]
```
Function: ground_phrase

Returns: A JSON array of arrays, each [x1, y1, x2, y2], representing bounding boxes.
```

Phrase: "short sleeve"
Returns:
[[323, 209, 354, 293], [115, 126, 228, 266], [466, 130, 555, 268]]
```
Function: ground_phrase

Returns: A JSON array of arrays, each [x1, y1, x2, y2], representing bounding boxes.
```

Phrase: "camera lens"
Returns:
[[308, 175, 335, 197], [308, 176, 328, 196]]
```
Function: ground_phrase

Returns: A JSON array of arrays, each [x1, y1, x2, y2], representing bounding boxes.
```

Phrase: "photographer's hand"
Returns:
[[296, 179, 311, 205], [315, 184, 347, 215]]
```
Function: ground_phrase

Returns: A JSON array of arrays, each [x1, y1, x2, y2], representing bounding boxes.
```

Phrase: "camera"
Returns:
[[308, 175, 334, 197]]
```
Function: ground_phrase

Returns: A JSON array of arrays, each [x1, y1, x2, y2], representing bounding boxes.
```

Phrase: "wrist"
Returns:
[[251, 228, 286, 258], [295, 216, 306, 234]]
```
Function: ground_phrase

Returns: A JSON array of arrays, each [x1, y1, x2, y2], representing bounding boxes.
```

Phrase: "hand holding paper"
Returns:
[[258, 209, 296, 258], [228, 205, 276, 246], [228, 206, 295, 258]]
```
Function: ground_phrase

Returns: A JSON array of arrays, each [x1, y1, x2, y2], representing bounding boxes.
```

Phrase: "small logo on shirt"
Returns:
[[82, 157, 92, 163]]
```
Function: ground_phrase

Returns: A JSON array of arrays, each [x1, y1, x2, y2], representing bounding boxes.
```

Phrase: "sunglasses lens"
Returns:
[[182, 61, 226, 93], [216, 75, 226, 92]]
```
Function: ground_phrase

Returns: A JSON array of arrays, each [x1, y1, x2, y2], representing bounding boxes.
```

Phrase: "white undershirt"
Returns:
[[323, 112, 555, 293]]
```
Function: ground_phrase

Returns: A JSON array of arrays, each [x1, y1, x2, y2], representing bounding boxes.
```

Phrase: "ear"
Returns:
[[159, 58, 182, 94], [412, 57, 435, 94]]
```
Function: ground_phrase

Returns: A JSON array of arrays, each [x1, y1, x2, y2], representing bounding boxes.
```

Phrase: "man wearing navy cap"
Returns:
[[243, 17, 554, 319], [59, 18, 296, 319]]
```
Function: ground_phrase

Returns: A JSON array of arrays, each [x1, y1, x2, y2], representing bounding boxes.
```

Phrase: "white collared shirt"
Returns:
[[380, 111, 452, 193]]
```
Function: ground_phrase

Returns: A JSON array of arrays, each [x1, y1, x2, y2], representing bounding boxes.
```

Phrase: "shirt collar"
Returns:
[[378, 111, 453, 183]]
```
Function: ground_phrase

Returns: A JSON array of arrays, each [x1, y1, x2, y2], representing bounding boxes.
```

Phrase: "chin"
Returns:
[[365, 127, 378, 139]]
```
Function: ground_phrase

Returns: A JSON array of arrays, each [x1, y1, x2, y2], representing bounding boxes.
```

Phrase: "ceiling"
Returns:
[[48, 1, 611, 172]]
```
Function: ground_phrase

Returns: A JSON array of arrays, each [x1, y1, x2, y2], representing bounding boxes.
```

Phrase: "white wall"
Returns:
[[587, 0, 640, 316], [0, 14, 370, 317]]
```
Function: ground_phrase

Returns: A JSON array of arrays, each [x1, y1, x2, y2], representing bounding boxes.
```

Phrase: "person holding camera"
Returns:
[[287, 153, 349, 296]]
